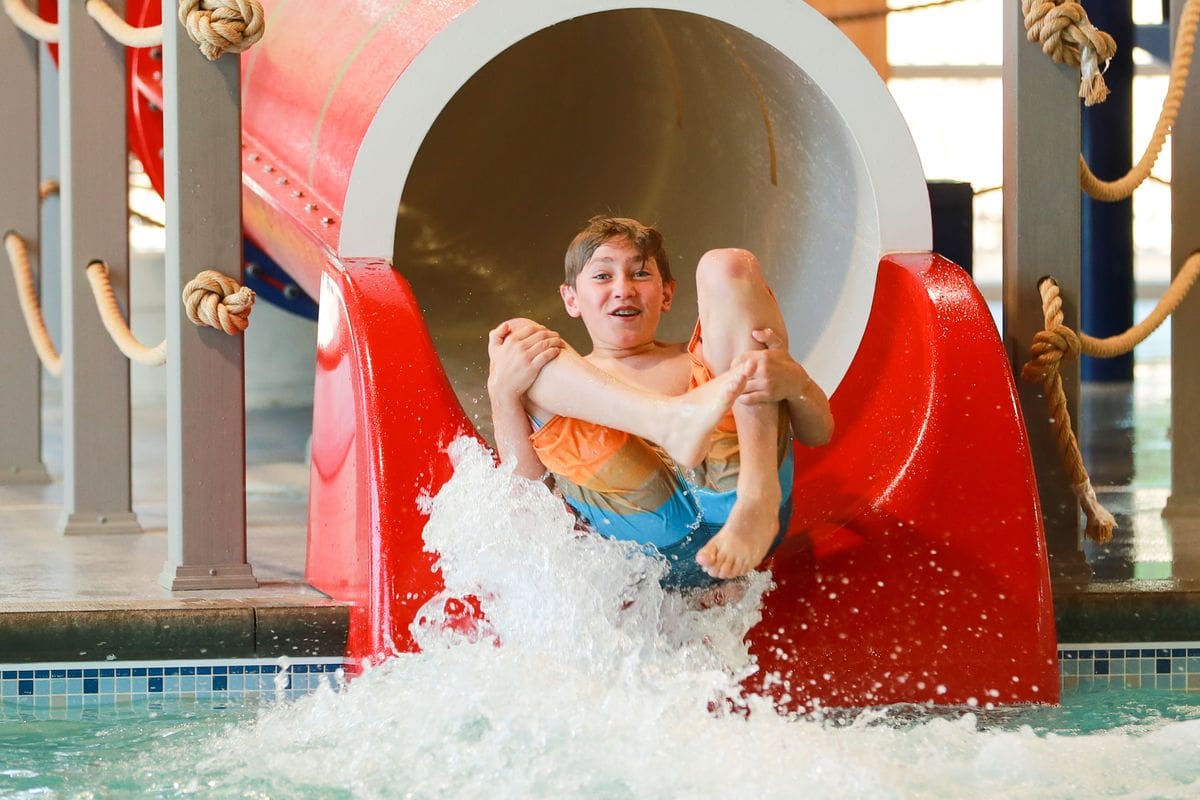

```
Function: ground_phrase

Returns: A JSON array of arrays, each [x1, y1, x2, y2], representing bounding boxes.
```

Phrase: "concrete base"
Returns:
[[1164, 512, 1200, 586], [1049, 548, 1095, 589], [159, 562, 258, 591], [1163, 496, 1200, 519], [1, 463, 52, 485], [1055, 583, 1200, 642], [0, 599, 348, 663], [59, 511, 143, 536]]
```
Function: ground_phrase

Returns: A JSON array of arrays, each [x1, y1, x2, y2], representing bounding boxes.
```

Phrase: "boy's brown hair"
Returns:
[[563, 216, 672, 287]]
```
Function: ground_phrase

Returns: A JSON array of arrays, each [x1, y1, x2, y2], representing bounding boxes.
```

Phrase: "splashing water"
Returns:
[[7, 437, 1200, 799]]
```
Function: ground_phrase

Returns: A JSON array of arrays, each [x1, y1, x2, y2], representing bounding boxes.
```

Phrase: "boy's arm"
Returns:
[[487, 319, 564, 480], [734, 328, 834, 447]]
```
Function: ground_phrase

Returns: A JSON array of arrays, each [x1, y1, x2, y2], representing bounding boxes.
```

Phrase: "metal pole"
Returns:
[[1003, 0, 1090, 583], [58, 0, 141, 535], [0, 13, 51, 485], [1081, 1, 1135, 382], [158, 1, 255, 589]]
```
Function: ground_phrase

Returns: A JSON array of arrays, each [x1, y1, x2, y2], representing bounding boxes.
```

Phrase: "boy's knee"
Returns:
[[696, 248, 762, 291]]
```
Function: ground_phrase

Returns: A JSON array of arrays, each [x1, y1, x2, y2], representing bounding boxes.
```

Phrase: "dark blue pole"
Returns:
[[1081, 1, 1135, 381]]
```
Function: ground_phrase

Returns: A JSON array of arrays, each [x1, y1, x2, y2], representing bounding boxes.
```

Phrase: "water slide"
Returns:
[[112, 0, 1057, 708]]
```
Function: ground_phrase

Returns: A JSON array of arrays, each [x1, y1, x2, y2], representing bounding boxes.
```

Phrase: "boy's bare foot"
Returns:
[[660, 364, 750, 468], [695, 494, 781, 580]]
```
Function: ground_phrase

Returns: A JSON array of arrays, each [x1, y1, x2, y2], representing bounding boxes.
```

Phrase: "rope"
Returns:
[[3, 0, 265, 58], [827, 0, 968, 25], [182, 269, 255, 334], [85, 261, 167, 366], [178, 0, 264, 61], [1021, 0, 1117, 106], [4, 231, 62, 377], [2, 0, 58, 42], [1020, 251, 1200, 543], [1073, 252, 1200, 357], [1078, 0, 1200, 201], [85, 0, 162, 48], [85, 263, 255, 366]]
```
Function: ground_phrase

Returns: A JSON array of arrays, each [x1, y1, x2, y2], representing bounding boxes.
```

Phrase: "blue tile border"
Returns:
[[0, 657, 346, 706], [9, 646, 1193, 703], [1058, 641, 1200, 693]]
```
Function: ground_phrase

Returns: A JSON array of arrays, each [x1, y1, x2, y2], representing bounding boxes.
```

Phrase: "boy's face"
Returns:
[[560, 236, 675, 352]]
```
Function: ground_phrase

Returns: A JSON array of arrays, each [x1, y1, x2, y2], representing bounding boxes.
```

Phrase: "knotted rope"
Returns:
[[1022, 0, 1117, 106], [1078, 0, 1199, 202], [3, 0, 264, 59], [1021, 251, 1200, 543], [178, 0, 264, 60], [85, 263, 255, 367], [183, 269, 255, 334], [4, 231, 62, 377]]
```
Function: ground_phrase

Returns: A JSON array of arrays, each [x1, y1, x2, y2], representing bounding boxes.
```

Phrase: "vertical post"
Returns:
[[58, 0, 141, 534], [1003, 1, 1090, 583], [158, 2, 256, 589], [39, 45, 62, 371], [1164, 0, 1200, 580], [1081, 1, 1135, 382], [0, 12, 51, 484]]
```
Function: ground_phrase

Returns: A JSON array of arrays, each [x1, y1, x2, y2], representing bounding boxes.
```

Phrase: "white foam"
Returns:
[[161, 438, 1200, 798]]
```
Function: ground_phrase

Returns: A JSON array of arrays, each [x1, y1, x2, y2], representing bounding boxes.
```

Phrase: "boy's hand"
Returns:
[[736, 328, 834, 446], [487, 318, 564, 399], [733, 328, 812, 404]]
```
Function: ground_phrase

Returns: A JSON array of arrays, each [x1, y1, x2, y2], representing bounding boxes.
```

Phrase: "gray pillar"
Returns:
[[158, 0, 255, 589], [1164, 1, 1200, 582], [1002, 1, 1090, 583], [0, 15, 51, 485], [39, 45, 62, 367], [58, 0, 141, 534]]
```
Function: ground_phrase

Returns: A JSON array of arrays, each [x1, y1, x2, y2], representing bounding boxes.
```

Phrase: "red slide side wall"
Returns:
[[305, 252, 1058, 706], [751, 253, 1058, 707], [40, 0, 1054, 706]]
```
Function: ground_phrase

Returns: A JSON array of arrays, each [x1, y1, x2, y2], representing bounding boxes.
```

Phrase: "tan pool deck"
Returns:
[[1, 398, 348, 664], [2, 337, 1200, 665]]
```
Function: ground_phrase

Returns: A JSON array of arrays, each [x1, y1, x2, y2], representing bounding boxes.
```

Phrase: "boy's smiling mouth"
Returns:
[[610, 306, 641, 318]]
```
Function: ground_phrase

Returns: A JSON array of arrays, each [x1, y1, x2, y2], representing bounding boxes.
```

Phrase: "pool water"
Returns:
[[3, 439, 1199, 799], [3, 687, 1199, 798]]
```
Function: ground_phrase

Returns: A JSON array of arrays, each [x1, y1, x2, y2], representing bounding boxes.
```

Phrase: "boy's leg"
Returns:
[[522, 342, 748, 469], [692, 249, 789, 580]]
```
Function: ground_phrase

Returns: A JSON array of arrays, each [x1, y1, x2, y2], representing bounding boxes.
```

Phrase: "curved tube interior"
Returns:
[[392, 10, 894, 438]]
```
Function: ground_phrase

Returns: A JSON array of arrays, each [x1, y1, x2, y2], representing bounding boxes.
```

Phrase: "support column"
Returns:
[[39, 45, 62, 374], [58, 0, 141, 534], [1164, 0, 1200, 582], [1003, 1, 1090, 583], [0, 14, 51, 484], [158, 1, 255, 589]]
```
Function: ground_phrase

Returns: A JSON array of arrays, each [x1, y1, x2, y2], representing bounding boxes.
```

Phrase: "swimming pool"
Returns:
[[2, 678, 1199, 798], [5, 440, 1198, 799]]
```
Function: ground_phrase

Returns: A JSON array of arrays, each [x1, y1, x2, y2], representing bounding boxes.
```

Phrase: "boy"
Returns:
[[487, 216, 832, 585]]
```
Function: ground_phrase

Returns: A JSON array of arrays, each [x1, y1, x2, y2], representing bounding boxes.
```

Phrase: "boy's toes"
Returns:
[[696, 544, 724, 577]]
